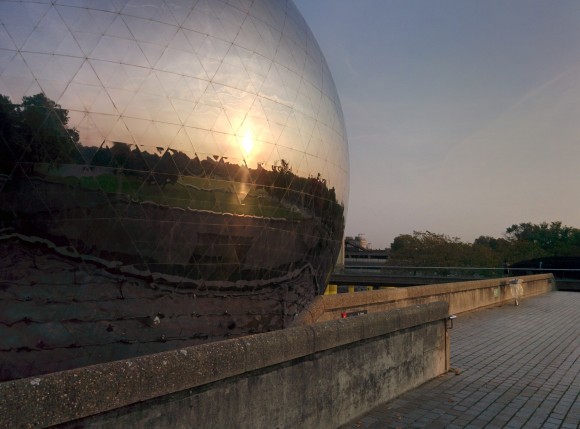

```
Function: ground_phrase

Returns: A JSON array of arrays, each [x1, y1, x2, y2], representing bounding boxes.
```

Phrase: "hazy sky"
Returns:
[[294, 0, 580, 249]]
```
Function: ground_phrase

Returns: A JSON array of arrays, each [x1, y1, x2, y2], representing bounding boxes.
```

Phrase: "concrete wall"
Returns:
[[0, 302, 449, 429], [556, 279, 580, 292], [295, 274, 554, 325]]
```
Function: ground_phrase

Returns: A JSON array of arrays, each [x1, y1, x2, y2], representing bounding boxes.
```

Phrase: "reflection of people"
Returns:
[[503, 260, 510, 277], [510, 278, 523, 306]]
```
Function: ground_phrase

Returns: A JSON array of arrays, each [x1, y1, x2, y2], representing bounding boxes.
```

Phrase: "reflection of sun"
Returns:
[[237, 121, 267, 168], [242, 128, 254, 157]]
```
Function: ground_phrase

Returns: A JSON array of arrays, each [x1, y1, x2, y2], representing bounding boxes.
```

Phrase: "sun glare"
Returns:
[[242, 128, 254, 157]]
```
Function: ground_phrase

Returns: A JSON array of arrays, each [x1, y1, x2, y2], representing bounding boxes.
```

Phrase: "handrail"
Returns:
[[340, 265, 580, 272]]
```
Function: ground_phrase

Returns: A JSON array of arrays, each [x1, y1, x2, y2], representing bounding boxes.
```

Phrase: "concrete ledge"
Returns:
[[0, 302, 449, 429], [294, 274, 554, 325], [241, 326, 314, 372], [0, 338, 246, 428]]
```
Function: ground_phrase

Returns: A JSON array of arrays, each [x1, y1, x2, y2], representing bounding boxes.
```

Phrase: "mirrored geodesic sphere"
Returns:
[[0, 0, 348, 379]]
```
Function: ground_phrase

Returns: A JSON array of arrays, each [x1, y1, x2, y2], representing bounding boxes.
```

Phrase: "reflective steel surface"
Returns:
[[0, 0, 349, 283], [0, 0, 348, 379]]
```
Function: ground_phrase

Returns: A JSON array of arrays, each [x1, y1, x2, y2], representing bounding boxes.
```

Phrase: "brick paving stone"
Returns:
[[339, 292, 580, 429], [546, 417, 563, 425], [489, 417, 510, 427]]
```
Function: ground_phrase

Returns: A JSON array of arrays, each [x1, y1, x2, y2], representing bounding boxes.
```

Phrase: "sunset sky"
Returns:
[[296, 0, 580, 249]]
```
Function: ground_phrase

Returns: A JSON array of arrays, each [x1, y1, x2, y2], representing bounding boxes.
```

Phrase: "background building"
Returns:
[[344, 234, 389, 269]]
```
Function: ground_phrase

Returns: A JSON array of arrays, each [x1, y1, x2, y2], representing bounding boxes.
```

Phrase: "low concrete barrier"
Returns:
[[0, 302, 449, 429], [556, 278, 580, 291], [295, 274, 555, 325]]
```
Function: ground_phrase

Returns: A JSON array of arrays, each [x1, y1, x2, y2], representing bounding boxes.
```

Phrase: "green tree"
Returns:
[[110, 141, 132, 168], [18, 93, 79, 165], [271, 159, 292, 201], [0, 94, 23, 172], [389, 231, 469, 271], [505, 221, 580, 256]]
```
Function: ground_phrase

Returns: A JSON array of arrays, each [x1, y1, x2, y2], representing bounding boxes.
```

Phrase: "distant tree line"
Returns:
[[389, 221, 580, 270]]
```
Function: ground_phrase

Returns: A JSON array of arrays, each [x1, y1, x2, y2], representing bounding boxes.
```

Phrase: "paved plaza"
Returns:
[[340, 292, 580, 429]]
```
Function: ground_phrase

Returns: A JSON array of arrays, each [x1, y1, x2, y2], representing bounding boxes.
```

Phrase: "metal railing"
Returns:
[[339, 265, 580, 276]]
